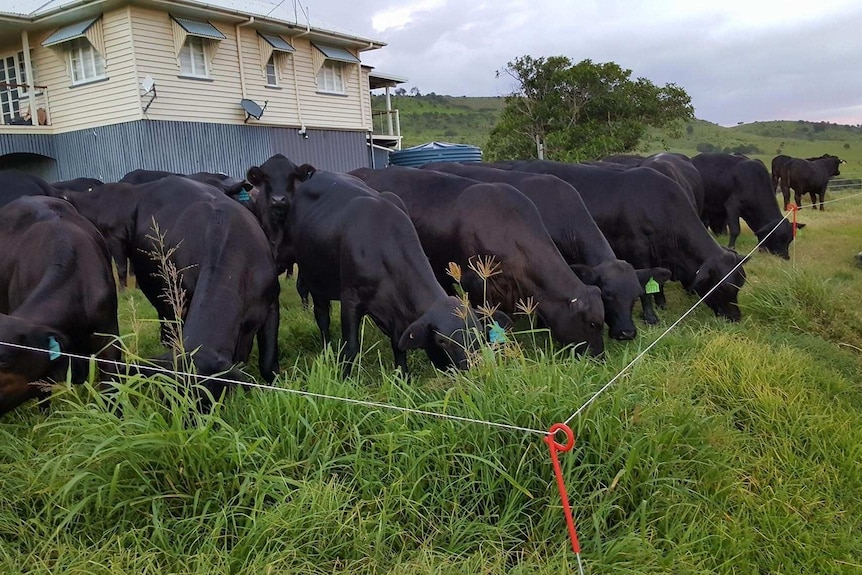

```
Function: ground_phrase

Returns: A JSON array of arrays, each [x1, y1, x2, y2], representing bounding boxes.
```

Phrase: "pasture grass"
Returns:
[[2, 197, 862, 573]]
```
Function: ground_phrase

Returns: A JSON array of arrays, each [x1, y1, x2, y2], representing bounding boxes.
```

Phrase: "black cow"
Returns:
[[261, 165, 482, 374], [423, 161, 670, 337], [0, 170, 57, 207], [65, 177, 280, 400], [780, 154, 843, 211], [494, 160, 747, 322], [52, 177, 105, 193], [119, 169, 251, 195], [0, 196, 121, 414], [352, 166, 605, 355], [771, 154, 793, 201], [603, 153, 705, 216], [692, 153, 794, 258]]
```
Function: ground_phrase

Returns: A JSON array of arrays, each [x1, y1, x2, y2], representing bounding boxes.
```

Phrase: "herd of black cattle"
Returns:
[[0, 150, 844, 414]]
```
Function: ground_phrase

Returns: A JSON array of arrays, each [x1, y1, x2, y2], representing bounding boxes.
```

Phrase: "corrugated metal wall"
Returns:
[[0, 152, 59, 181], [0, 133, 56, 158], [40, 120, 372, 181]]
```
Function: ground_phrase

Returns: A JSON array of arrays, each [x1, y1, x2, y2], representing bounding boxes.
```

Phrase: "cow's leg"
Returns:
[[391, 340, 409, 375], [339, 296, 363, 377], [817, 188, 826, 211], [257, 300, 280, 383], [640, 293, 659, 325], [296, 273, 310, 310], [653, 284, 667, 309], [780, 179, 791, 210], [311, 295, 331, 347], [725, 202, 741, 249], [794, 188, 803, 209]]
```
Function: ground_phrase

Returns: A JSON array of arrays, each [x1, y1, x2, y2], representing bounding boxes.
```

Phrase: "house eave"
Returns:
[[1, 0, 386, 50]]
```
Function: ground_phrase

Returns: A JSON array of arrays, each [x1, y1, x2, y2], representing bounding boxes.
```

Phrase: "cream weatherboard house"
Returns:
[[0, 0, 404, 181]]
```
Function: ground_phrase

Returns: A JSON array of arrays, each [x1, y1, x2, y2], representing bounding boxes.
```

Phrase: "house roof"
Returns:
[[1, 0, 384, 49]]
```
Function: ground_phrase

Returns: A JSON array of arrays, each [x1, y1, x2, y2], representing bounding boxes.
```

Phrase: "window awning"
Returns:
[[260, 33, 294, 52], [172, 16, 226, 40], [42, 16, 99, 47], [312, 42, 360, 64], [259, 33, 294, 69]]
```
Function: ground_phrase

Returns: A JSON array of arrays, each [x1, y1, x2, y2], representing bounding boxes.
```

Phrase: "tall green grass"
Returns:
[[2, 197, 862, 573]]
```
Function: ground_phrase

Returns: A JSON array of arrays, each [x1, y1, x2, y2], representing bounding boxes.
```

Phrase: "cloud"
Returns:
[[274, 0, 862, 125]]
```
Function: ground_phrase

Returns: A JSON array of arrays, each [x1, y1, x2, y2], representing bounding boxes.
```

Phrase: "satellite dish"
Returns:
[[141, 75, 155, 94]]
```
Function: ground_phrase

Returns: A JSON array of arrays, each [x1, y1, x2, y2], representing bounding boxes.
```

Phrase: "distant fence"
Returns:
[[828, 173, 862, 192]]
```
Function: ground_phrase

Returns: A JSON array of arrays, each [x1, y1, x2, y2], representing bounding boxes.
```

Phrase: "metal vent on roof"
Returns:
[[172, 16, 226, 40], [312, 42, 360, 64], [259, 33, 294, 52], [42, 16, 99, 47]]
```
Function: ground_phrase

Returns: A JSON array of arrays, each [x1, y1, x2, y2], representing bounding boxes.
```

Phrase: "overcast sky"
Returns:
[[300, 0, 861, 127]]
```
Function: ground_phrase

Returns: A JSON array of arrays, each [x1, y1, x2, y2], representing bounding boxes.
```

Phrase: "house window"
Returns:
[[316, 60, 344, 94], [265, 55, 278, 86], [179, 36, 208, 78], [67, 37, 106, 85]]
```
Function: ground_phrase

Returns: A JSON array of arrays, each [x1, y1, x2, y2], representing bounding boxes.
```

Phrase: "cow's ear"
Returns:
[[690, 263, 714, 293], [480, 309, 513, 332], [25, 329, 67, 362], [638, 267, 671, 286], [398, 319, 429, 350], [246, 166, 266, 187], [570, 264, 598, 286], [293, 164, 316, 182]]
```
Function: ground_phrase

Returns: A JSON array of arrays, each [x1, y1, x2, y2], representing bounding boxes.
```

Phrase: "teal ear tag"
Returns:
[[645, 278, 660, 295], [237, 190, 251, 202], [47, 336, 61, 361], [488, 321, 508, 344]]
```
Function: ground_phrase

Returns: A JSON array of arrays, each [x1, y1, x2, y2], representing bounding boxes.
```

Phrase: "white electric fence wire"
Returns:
[[563, 207, 794, 426], [0, 339, 550, 436]]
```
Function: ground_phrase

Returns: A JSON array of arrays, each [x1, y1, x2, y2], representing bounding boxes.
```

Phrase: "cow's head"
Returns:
[[571, 260, 670, 341], [398, 296, 486, 370], [755, 218, 794, 259], [246, 155, 316, 271], [0, 315, 68, 414], [690, 249, 746, 321], [536, 284, 605, 356]]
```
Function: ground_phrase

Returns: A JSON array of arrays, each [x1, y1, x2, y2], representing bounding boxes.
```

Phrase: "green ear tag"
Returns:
[[47, 336, 61, 361], [488, 321, 508, 344], [645, 278, 660, 294], [237, 190, 251, 202]]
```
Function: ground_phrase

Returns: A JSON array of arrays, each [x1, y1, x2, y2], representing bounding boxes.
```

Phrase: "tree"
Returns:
[[394, 87, 407, 96], [409, 86, 421, 97], [487, 56, 694, 162]]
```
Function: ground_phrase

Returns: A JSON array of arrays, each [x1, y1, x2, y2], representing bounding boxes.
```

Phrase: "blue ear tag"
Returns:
[[237, 190, 251, 202], [47, 336, 61, 361], [488, 321, 508, 344], [645, 278, 660, 294]]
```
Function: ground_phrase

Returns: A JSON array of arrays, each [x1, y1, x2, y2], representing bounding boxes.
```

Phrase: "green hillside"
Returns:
[[372, 94, 504, 148], [641, 119, 862, 171], [378, 95, 862, 172]]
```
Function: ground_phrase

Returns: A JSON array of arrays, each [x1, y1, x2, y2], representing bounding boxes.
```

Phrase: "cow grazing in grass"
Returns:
[[0, 196, 121, 415], [65, 177, 280, 407], [353, 166, 605, 356], [493, 160, 747, 323], [423, 161, 670, 338], [251, 163, 482, 375], [692, 153, 795, 258]]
